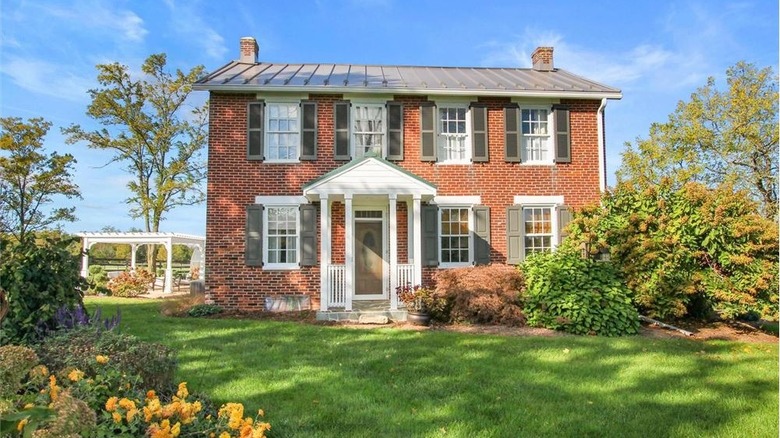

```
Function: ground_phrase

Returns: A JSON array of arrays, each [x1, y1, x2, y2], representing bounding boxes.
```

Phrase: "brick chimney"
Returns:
[[240, 37, 259, 63], [531, 47, 554, 71]]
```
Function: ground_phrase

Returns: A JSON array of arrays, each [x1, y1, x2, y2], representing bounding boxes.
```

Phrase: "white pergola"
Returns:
[[77, 232, 206, 294]]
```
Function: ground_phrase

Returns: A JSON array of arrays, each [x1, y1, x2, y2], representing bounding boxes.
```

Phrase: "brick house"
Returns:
[[194, 37, 622, 319]]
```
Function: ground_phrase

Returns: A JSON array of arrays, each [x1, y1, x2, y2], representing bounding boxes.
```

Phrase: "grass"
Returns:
[[86, 297, 779, 438]]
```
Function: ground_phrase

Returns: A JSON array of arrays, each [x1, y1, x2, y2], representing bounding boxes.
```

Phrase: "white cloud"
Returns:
[[0, 56, 93, 102], [32, 1, 147, 43], [163, 1, 227, 60]]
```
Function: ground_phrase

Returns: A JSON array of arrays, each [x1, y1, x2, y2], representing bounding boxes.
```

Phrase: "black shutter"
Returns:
[[246, 204, 263, 266], [506, 205, 523, 264], [558, 205, 571, 245], [473, 206, 490, 265], [247, 101, 264, 160], [471, 104, 488, 162], [334, 101, 351, 160], [386, 101, 404, 160], [504, 106, 521, 162], [300, 204, 317, 266], [421, 204, 439, 266], [420, 103, 436, 161], [300, 101, 317, 160], [553, 105, 571, 163]]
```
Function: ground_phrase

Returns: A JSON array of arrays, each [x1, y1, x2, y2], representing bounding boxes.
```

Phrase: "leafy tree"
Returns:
[[0, 117, 81, 241], [64, 54, 207, 269], [618, 62, 779, 218], [568, 181, 778, 320]]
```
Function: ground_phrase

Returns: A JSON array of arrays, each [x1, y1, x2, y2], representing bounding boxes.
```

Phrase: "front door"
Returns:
[[355, 220, 384, 298]]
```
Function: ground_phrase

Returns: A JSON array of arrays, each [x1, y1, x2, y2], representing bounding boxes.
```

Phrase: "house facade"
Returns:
[[194, 37, 622, 318]]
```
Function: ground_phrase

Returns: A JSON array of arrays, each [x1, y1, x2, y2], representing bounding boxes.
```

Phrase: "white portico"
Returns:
[[302, 157, 436, 313]]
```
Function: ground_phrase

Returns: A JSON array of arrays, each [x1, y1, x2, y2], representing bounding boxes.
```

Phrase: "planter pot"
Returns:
[[407, 311, 431, 326]]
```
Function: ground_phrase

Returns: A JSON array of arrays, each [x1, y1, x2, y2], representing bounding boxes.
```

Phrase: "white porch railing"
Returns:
[[327, 264, 347, 307], [324, 263, 416, 309]]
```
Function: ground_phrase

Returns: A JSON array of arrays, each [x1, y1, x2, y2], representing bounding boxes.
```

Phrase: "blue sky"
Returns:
[[1, 0, 777, 236]]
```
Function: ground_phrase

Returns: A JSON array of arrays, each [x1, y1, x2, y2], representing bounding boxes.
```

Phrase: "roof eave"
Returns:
[[192, 84, 622, 100]]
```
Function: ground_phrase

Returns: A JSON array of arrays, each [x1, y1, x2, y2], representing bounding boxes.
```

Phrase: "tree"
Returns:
[[0, 117, 81, 242], [64, 54, 207, 269], [618, 62, 778, 218]]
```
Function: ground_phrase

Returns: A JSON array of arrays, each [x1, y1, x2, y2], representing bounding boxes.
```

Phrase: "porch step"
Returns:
[[317, 309, 408, 322]]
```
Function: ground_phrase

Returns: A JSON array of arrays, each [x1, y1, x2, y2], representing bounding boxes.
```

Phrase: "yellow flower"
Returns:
[[96, 355, 109, 364], [23, 403, 34, 409], [105, 396, 119, 412], [176, 382, 189, 399], [171, 421, 181, 438], [127, 408, 139, 422], [48, 375, 60, 402], [257, 409, 264, 417], [219, 433, 231, 438], [67, 369, 85, 382], [17, 419, 28, 432], [112, 412, 122, 423], [119, 398, 136, 410], [29, 364, 49, 377]]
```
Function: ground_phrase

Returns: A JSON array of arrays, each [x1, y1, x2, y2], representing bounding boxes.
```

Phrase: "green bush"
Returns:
[[569, 181, 779, 320], [0, 345, 39, 398], [434, 265, 525, 326], [86, 266, 110, 296], [0, 235, 87, 344], [187, 304, 223, 317], [523, 247, 639, 336], [35, 327, 176, 392]]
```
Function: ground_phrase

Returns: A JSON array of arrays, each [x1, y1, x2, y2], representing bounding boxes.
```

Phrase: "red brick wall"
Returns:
[[205, 92, 603, 309]]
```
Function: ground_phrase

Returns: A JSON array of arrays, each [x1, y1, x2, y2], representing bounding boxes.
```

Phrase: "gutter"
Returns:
[[597, 98, 608, 193]]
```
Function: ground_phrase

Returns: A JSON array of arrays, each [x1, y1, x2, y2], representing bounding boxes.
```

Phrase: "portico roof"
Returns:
[[302, 156, 437, 199]]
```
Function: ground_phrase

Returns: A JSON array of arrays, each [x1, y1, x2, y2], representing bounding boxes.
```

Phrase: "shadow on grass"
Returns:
[[87, 298, 779, 438]]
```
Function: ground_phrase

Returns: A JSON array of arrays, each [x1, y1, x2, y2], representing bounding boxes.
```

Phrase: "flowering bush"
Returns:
[[397, 284, 446, 315], [108, 270, 154, 297], [1, 347, 271, 438]]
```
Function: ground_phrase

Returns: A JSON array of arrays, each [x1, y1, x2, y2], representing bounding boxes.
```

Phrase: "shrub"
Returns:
[[188, 304, 224, 317], [86, 266, 110, 296], [0, 235, 87, 344], [0, 345, 39, 398], [434, 265, 525, 326], [523, 247, 639, 336], [569, 181, 779, 320], [35, 328, 176, 392], [52, 304, 121, 332], [107, 270, 151, 298]]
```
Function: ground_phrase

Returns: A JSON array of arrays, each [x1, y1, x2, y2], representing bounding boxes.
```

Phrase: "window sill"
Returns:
[[436, 161, 471, 166], [264, 160, 301, 165], [438, 262, 472, 269], [520, 161, 555, 166], [262, 264, 300, 271]]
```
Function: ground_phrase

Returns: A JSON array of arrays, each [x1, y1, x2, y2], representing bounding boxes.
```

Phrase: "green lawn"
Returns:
[[86, 297, 779, 438]]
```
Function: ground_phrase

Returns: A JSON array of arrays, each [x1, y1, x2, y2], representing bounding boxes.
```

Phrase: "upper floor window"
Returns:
[[266, 103, 299, 162], [353, 104, 385, 158], [440, 207, 471, 266], [521, 108, 552, 163], [438, 106, 470, 163]]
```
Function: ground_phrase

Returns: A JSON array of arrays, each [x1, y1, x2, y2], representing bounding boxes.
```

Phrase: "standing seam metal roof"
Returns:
[[194, 61, 622, 98]]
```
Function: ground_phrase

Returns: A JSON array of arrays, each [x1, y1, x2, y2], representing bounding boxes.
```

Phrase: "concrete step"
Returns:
[[317, 309, 408, 322]]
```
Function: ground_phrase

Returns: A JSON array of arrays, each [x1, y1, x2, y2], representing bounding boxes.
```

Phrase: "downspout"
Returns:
[[597, 98, 608, 193]]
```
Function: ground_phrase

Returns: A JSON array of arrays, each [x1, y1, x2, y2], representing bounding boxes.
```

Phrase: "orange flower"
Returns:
[[17, 419, 28, 432], [48, 375, 60, 402], [105, 396, 119, 412], [112, 412, 122, 423], [176, 382, 189, 399], [96, 355, 109, 364], [147, 390, 157, 400]]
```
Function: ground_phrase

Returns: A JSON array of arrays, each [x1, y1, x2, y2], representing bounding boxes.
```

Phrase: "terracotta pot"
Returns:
[[407, 311, 431, 326]]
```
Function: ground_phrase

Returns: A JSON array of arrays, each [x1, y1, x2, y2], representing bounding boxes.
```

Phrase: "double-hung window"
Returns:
[[437, 106, 470, 163], [264, 206, 299, 268], [266, 103, 299, 162], [523, 206, 553, 256], [521, 108, 552, 163], [439, 207, 471, 266], [353, 104, 385, 158]]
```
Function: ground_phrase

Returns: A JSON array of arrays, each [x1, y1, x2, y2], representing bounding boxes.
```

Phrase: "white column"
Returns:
[[406, 200, 413, 264], [344, 194, 354, 311], [412, 195, 422, 287], [164, 240, 173, 293], [80, 238, 90, 278], [389, 194, 398, 311], [130, 244, 137, 271], [319, 194, 330, 311]]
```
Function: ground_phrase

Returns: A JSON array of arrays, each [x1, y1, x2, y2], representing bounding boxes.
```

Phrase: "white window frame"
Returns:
[[438, 205, 473, 268], [520, 106, 554, 165], [352, 103, 386, 159], [263, 205, 300, 270], [265, 102, 300, 163], [436, 103, 471, 164]]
